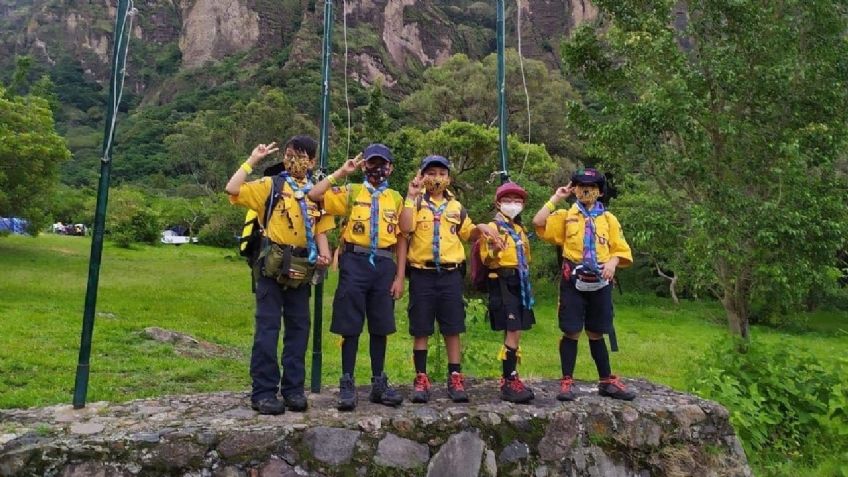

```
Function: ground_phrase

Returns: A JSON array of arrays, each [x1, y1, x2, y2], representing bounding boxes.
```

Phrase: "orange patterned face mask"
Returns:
[[574, 184, 600, 205], [422, 175, 450, 195], [283, 153, 312, 179]]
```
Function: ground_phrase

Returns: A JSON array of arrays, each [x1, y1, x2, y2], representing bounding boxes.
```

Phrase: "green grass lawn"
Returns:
[[1, 234, 846, 409]]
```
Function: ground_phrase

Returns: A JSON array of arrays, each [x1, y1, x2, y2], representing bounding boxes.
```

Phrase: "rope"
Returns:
[[516, 0, 532, 175], [102, 0, 136, 163], [343, 0, 352, 159]]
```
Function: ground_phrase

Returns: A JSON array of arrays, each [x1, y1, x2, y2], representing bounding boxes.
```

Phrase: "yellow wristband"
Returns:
[[545, 201, 557, 212], [240, 162, 253, 174], [404, 199, 415, 209], [327, 174, 339, 186]]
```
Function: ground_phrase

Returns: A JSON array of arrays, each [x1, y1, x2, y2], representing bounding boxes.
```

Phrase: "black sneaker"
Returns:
[[370, 373, 403, 407], [411, 372, 431, 404], [251, 397, 285, 415], [337, 374, 357, 411], [598, 375, 636, 401], [283, 393, 308, 412], [499, 373, 534, 404], [557, 376, 576, 402], [447, 371, 469, 403]]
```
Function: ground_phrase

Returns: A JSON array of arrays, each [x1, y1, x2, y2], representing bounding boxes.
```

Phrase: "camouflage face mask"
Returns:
[[284, 154, 311, 179], [422, 175, 450, 195], [575, 184, 600, 205]]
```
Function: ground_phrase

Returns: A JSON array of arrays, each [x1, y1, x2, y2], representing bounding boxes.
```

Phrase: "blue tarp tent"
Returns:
[[0, 217, 29, 234]]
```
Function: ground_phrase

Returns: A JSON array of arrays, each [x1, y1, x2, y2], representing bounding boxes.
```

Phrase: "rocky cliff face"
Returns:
[[0, 0, 598, 96], [0, 379, 751, 476]]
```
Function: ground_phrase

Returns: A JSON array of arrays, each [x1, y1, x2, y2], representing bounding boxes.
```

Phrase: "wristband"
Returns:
[[404, 199, 415, 209], [240, 162, 253, 174], [545, 200, 557, 212], [327, 174, 339, 186]]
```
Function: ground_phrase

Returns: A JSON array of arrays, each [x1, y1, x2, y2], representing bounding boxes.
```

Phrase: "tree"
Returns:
[[562, 0, 848, 338], [0, 86, 71, 233], [400, 51, 583, 158]]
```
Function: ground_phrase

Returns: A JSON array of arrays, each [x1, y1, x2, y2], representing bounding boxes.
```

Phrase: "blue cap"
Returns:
[[571, 167, 606, 191], [363, 143, 394, 163], [420, 155, 451, 171]]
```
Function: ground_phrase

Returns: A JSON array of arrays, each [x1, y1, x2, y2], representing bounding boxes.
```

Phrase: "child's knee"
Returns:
[[565, 331, 581, 341], [586, 330, 603, 340]]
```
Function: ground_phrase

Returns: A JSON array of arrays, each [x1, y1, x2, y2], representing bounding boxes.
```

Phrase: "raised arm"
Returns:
[[225, 143, 279, 195], [533, 185, 573, 227], [308, 153, 363, 202]]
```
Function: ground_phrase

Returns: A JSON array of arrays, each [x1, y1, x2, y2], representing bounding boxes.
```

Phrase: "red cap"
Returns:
[[495, 182, 528, 202]]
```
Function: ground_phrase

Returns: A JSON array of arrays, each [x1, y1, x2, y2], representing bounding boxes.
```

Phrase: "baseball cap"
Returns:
[[363, 143, 394, 163]]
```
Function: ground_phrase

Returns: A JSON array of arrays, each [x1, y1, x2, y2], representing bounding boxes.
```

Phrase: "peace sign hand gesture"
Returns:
[[248, 142, 279, 164], [407, 172, 423, 199], [336, 153, 364, 178]]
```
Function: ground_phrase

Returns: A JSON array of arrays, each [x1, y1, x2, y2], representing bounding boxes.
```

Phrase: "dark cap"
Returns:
[[571, 167, 606, 190], [420, 155, 451, 172], [363, 143, 394, 163]]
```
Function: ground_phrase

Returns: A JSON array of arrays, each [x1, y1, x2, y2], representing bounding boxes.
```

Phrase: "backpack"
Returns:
[[470, 238, 489, 292], [238, 175, 286, 267]]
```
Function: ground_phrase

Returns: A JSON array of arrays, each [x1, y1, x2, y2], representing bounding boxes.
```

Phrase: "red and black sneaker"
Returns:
[[499, 373, 534, 404], [447, 371, 469, 402], [598, 375, 636, 401], [557, 376, 576, 401], [411, 372, 431, 403]]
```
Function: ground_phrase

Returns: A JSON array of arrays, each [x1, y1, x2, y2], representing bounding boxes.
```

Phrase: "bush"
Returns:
[[690, 340, 848, 476], [197, 206, 243, 248], [111, 208, 161, 248]]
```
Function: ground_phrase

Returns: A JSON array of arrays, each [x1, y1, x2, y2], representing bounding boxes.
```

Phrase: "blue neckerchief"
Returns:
[[495, 216, 535, 310], [363, 180, 389, 267], [423, 193, 449, 272], [575, 201, 605, 272], [283, 174, 317, 264]]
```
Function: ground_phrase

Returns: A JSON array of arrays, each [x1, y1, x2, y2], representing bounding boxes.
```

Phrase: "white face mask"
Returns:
[[499, 202, 524, 219]]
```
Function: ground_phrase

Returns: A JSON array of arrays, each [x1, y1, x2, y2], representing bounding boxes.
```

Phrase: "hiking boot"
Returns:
[[598, 375, 636, 401], [447, 371, 469, 403], [337, 374, 357, 411], [251, 397, 285, 415], [557, 376, 576, 402], [283, 393, 308, 412], [499, 373, 534, 404], [411, 372, 432, 403], [370, 373, 404, 407]]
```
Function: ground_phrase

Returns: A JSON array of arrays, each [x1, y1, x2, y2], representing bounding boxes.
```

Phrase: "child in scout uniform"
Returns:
[[480, 182, 535, 404], [532, 167, 635, 401], [225, 137, 334, 415], [399, 155, 501, 403], [308, 143, 406, 411]]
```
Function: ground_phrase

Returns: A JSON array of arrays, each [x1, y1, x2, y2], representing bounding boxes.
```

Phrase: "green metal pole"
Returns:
[[73, 0, 131, 409], [496, 0, 509, 184], [312, 0, 333, 394]]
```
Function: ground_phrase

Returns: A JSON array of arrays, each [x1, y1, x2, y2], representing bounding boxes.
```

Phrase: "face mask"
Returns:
[[499, 202, 524, 219], [575, 184, 601, 205], [364, 163, 389, 184], [422, 175, 450, 195], [283, 155, 311, 179]]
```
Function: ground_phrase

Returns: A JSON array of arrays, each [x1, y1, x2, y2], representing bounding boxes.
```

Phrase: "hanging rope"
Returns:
[[102, 0, 137, 163], [342, 0, 352, 159], [516, 0, 532, 175]]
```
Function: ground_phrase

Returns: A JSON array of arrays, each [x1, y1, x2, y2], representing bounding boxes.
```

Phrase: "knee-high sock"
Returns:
[[370, 334, 387, 377], [502, 345, 518, 378], [559, 337, 578, 377], [341, 335, 359, 376], [589, 338, 611, 379]]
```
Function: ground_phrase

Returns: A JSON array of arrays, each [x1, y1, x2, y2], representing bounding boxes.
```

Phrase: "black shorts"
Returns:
[[487, 274, 535, 331], [330, 252, 397, 336], [558, 275, 613, 334], [408, 267, 466, 336]]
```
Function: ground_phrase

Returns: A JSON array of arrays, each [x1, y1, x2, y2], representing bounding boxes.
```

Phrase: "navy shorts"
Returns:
[[408, 267, 466, 336], [487, 274, 535, 331], [558, 275, 613, 334], [330, 251, 397, 336]]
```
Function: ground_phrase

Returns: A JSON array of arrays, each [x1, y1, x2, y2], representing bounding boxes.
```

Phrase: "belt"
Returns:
[[344, 243, 394, 259], [272, 243, 309, 257], [417, 261, 463, 271], [491, 267, 517, 277]]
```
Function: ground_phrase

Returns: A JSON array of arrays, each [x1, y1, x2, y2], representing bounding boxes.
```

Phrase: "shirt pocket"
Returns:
[[382, 208, 399, 225], [595, 217, 611, 247], [444, 214, 462, 235], [350, 202, 371, 222], [565, 219, 580, 239]]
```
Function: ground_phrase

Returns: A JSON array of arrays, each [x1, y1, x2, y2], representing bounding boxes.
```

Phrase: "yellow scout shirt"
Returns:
[[407, 196, 474, 266], [479, 220, 532, 269], [323, 184, 403, 248], [229, 177, 335, 247], [535, 204, 633, 267]]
